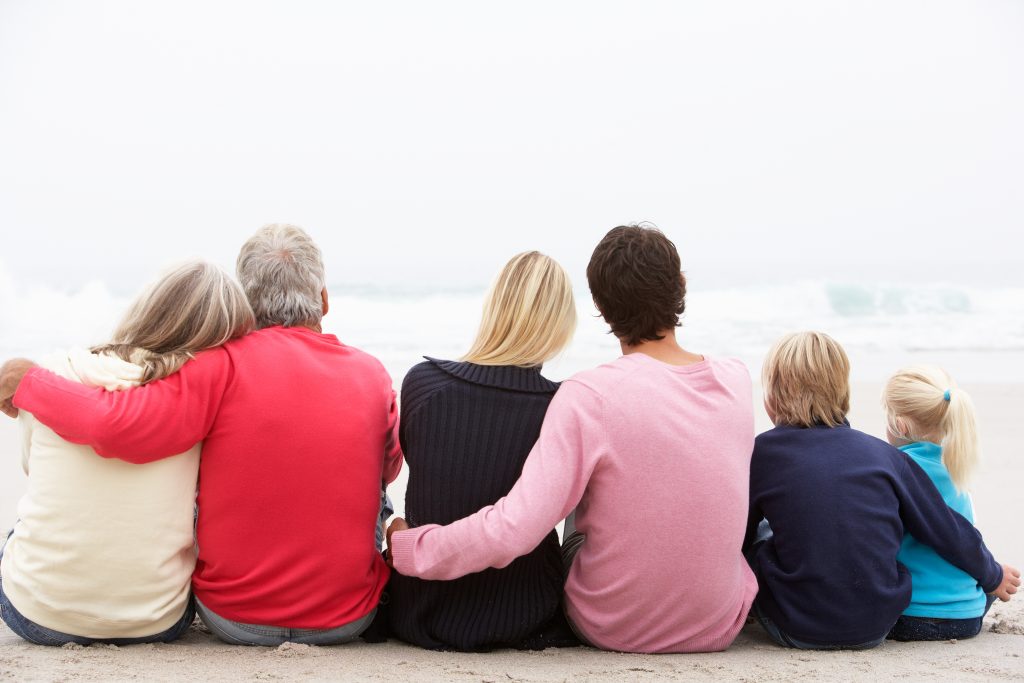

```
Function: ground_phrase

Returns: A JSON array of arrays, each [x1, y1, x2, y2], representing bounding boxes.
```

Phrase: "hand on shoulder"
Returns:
[[0, 358, 38, 418]]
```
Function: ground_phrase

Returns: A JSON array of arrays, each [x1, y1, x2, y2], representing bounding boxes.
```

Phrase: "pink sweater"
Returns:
[[391, 353, 757, 653]]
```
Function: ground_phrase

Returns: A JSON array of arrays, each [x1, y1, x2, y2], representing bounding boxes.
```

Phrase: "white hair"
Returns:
[[236, 224, 326, 329]]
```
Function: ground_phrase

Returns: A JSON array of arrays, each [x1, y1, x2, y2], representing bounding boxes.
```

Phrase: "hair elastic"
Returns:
[[943, 389, 951, 402]]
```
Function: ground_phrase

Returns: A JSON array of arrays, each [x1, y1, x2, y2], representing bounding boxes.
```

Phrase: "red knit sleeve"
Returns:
[[14, 348, 233, 463]]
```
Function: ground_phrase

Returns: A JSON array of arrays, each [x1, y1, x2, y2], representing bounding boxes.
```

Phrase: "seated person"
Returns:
[[388, 225, 758, 654], [884, 365, 1018, 641], [2, 225, 403, 646], [745, 332, 1019, 650], [389, 251, 578, 651], [0, 261, 253, 645]]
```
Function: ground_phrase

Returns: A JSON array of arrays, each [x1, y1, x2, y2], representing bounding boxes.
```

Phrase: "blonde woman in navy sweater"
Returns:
[[388, 251, 577, 651]]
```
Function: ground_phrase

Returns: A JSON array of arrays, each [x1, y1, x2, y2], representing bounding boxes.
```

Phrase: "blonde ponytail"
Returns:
[[883, 365, 979, 491], [940, 387, 979, 493]]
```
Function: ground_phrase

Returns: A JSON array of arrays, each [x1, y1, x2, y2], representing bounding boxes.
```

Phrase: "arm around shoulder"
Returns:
[[390, 379, 605, 580], [13, 348, 233, 463], [895, 451, 1004, 592]]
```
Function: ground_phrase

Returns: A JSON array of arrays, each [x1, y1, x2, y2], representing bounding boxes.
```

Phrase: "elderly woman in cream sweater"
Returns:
[[0, 261, 254, 645]]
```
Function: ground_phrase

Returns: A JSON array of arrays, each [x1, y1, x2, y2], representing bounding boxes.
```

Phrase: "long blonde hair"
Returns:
[[93, 261, 256, 384], [462, 251, 577, 367], [883, 365, 978, 491]]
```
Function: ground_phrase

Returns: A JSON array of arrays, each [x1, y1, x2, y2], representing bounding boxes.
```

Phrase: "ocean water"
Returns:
[[1, 272, 1023, 386]]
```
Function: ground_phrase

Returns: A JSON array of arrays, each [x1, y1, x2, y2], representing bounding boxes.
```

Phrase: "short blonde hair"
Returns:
[[883, 365, 978, 491], [462, 251, 577, 367], [763, 331, 850, 428], [94, 261, 255, 384]]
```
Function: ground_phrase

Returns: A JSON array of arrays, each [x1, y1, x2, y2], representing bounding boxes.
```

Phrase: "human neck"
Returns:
[[619, 330, 704, 366]]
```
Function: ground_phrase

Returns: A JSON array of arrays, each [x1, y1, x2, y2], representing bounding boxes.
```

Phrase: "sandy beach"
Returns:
[[1, 379, 1022, 681]]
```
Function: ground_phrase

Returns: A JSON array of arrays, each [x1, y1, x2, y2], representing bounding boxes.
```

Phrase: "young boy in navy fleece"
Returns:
[[744, 332, 1019, 650]]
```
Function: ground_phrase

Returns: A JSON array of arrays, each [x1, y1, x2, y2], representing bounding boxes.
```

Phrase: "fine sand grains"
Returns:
[[1, 600, 1022, 682]]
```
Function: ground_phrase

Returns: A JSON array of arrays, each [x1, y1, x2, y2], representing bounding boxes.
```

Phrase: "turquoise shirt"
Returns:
[[897, 442, 986, 618]]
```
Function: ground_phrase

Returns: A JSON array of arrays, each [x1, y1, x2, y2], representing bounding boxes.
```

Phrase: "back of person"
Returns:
[[2, 351, 198, 640], [0, 260, 254, 646], [192, 325, 397, 628], [388, 251, 577, 651], [750, 424, 917, 644], [746, 332, 1012, 650], [896, 442, 986, 617], [885, 365, 994, 640], [389, 358, 564, 650], [565, 353, 756, 652], [387, 226, 759, 654]]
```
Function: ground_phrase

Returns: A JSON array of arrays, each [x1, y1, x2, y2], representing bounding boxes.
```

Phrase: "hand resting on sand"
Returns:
[[992, 564, 1022, 602], [0, 358, 37, 418], [385, 517, 409, 566]]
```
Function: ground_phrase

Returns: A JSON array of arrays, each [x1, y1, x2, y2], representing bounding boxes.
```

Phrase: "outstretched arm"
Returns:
[[389, 380, 604, 580], [12, 348, 233, 463]]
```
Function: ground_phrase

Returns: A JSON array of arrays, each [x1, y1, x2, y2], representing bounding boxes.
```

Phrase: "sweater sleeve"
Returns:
[[382, 386, 403, 484], [390, 379, 603, 580], [12, 348, 232, 464], [895, 451, 1003, 592], [742, 446, 765, 552]]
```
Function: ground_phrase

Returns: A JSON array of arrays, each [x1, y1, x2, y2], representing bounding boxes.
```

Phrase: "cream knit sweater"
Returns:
[[0, 350, 198, 638]]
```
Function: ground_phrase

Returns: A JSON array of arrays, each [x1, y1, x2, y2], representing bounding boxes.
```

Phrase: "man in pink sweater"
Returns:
[[0, 225, 402, 646], [388, 225, 757, 653]]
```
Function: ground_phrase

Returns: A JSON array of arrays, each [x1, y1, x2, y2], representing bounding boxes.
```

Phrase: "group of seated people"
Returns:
[[0, 223, 1018, 653]]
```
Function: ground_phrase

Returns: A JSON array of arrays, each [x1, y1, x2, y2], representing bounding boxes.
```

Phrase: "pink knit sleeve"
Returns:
[[390, 379, 603, 580]]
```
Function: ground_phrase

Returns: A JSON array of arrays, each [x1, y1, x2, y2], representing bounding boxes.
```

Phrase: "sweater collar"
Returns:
[[898, 441, 943, 462], [425, 357, 559, 394]]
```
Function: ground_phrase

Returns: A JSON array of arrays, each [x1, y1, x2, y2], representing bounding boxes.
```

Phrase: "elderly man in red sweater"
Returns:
[[0, 224, 403, 645]]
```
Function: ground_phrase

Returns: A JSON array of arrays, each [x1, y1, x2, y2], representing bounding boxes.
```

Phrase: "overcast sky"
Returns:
[[1, 0, 1022, 295]]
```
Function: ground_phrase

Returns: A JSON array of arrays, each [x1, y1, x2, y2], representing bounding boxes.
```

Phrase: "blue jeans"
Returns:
[[888, 595, 996, 641], [195, 598, 376, 646], [0, 532, 194, 646], [377, 491, 394, 552], [196, 490, 393, 646], [751, 600, 887, 650]]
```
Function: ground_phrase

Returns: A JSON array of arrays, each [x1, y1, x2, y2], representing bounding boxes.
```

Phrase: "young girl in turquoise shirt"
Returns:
[[884, 365, 1016, 640]]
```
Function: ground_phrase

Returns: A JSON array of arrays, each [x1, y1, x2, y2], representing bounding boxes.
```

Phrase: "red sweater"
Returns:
[[13, 326, 403, 629]]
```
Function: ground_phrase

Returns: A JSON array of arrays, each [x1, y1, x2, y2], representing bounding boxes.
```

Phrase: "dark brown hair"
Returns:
[[586, 224, 686, 347]]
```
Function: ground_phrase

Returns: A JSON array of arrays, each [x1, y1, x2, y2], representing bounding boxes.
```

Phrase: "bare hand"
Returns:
[[0, 358, 37, 418], [385, 517, 409, 566], [992, 564, 1022, 602]]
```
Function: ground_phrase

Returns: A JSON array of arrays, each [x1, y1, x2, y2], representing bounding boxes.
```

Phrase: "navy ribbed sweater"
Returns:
[[744, 423, 1002, 646], [387, 358, 566, 651]]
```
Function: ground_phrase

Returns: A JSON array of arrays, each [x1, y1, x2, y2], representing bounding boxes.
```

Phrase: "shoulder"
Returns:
[[562, 357, 633, 396], [708, 355, 751, 378], [399, 358, 460, 415], [401, 358, 454, 391]]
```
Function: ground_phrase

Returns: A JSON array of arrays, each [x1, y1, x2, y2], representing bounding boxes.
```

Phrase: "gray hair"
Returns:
[[236, 224, 326, 329]]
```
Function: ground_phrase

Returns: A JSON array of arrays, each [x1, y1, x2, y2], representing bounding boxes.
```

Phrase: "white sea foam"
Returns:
[[1, 259, 1022, 384]]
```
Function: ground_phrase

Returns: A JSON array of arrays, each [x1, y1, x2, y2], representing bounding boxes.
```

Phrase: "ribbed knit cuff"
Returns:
[[389, 525, 434, 577]]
